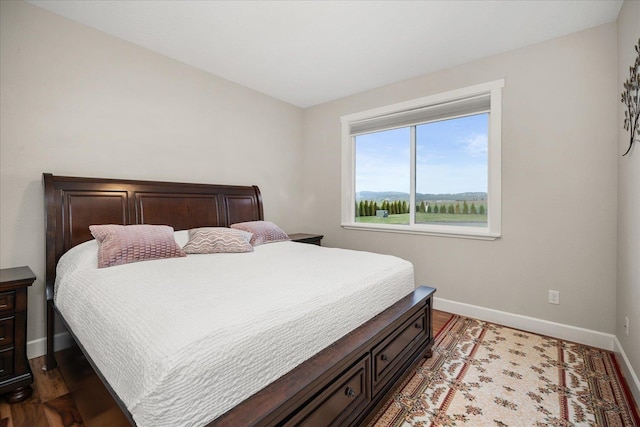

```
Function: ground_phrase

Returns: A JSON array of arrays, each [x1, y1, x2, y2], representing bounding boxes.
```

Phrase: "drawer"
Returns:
[[0, 347, 14, 378], [285, 355, 371, 427], [0, 317, 14, 348], [372, 309, 427, 394], [0, 291, 15, 313]]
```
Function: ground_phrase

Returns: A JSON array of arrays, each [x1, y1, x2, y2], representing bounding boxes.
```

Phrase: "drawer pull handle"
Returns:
[[380, 354, 388, 362], [345, 387, 356, 399], [414, 322, 422, 329]]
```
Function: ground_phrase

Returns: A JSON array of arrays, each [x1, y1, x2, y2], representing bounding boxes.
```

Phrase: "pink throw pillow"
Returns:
[[230, 221, 289, 246], [90, 224, 186, 268]]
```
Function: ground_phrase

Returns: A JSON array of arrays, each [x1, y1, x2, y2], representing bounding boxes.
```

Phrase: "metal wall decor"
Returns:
[[621, 38, 639, 156]]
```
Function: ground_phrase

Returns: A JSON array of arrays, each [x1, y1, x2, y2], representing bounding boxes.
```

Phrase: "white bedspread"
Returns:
[[55, 235, 415, 427]]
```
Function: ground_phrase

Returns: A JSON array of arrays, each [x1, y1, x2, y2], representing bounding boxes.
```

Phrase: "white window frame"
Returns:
[[341, 80, 504, 240]]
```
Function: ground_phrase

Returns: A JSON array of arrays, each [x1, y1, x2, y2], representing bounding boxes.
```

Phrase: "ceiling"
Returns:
[[28, 0, 623, 108]]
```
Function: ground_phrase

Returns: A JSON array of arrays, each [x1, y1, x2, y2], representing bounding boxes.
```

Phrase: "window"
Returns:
[[341, 80, 503, 240]]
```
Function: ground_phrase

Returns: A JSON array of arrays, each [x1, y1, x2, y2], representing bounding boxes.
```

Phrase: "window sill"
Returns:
[[341, 223, 500, 241]]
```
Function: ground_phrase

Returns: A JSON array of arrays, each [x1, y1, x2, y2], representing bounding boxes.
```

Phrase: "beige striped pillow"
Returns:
[[182, 227, 254, 254]]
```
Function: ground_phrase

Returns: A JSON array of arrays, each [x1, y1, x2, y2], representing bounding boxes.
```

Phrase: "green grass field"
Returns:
[[355, 212, 487, 225]]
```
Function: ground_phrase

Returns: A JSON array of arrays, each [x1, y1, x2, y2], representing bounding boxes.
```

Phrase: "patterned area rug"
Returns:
[[370, 316, 640, 427]]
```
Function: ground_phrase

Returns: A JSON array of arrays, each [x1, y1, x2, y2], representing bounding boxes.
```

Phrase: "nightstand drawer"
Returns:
[[0, 317, 14, 348], [0, 348, 14, 378], [0, 292, 15, 313], [0, 267, 34, 401]]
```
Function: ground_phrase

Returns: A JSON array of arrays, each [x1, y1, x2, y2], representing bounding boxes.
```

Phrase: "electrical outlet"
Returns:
[[548, 290, 560, 305], [625, 317, 629, 337]]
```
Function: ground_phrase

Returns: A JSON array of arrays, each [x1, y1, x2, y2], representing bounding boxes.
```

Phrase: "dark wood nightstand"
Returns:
[[289, 233, 324, 246], [0, 267, 35, 403]]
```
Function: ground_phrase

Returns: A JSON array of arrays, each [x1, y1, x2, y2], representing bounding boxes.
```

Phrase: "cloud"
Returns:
[[460, 134, 488, 157]]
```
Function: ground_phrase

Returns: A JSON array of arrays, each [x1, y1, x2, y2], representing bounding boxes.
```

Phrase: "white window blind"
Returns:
[[349, 93, 490, 136]]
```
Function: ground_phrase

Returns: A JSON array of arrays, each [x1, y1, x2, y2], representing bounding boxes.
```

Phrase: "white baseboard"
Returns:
[[434, 297, 640, 404], [27, 331, 74, 360], [434, 297, 616, 349], [613, 336, 640, 405]]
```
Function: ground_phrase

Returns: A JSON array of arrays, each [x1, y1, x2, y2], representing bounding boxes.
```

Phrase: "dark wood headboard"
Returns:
[[42, 172, 263, 372], [43, 173, 263, 295]]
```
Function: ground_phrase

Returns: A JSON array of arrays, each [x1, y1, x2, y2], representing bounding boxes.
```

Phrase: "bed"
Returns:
[[43, 173, 436, 426]]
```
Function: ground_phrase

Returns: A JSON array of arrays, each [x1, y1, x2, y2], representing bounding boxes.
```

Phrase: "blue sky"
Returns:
[[355, 113, 488, 194]]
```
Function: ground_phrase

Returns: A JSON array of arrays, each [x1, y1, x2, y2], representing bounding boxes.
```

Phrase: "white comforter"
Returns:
[[55, 234, 415, 427]]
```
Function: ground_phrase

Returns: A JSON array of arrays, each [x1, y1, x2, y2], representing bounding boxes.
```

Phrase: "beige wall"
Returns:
[[302, 24, 619, 333], [0, 1, 304, 352], [616, 0, 640, 397]]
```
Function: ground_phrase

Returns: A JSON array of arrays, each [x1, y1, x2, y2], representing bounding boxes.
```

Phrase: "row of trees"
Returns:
[[357, 200, 408, 217], [356, 200, 486, 217]]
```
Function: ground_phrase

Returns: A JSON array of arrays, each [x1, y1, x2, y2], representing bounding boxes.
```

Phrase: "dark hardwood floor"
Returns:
[[1, 310, 455, 427]]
